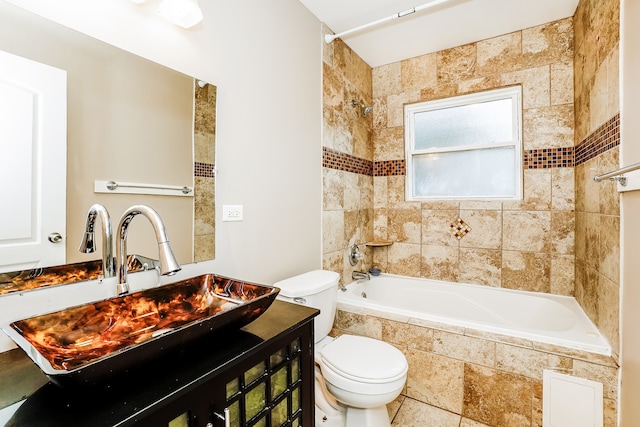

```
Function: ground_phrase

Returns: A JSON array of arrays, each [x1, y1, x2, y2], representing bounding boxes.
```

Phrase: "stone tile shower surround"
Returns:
[[322, 25, 375, 284], [370, 18, 580, 295], [324, 17, 579, 295], [322, 1, 622, 424], [193, 83, 216, 262], [331, 310, 618, 427], [573, 0, 621, 360]]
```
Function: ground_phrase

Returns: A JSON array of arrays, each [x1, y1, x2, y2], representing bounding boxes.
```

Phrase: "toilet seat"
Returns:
[[318, 335, 408, 384], [319, 357, 407, 396]]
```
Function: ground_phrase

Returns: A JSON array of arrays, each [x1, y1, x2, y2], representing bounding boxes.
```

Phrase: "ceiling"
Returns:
[[299, 0, 580, 68]]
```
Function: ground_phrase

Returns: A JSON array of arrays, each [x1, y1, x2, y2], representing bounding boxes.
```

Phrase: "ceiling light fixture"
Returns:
[[157, 0, 203, 29]]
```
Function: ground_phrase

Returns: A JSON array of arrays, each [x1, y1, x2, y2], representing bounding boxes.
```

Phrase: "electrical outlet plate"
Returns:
[[222, 205, 243, 221]]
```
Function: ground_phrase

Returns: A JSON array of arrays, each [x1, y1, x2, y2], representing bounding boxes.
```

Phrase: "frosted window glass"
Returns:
[[414, 98, 513, 149], [412, 147, 516, 198]]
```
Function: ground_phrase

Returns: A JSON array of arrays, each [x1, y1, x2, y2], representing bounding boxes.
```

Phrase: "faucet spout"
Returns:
[[78, 204, 115, 278], [115, 205, 181, 295], [352, 271, 370, 281]]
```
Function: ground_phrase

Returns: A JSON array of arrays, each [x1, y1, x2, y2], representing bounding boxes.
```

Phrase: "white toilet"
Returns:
[[275, 270, 407, 427]]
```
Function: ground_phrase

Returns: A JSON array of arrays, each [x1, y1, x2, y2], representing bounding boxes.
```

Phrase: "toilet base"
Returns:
[[345, 405, 391, 427]]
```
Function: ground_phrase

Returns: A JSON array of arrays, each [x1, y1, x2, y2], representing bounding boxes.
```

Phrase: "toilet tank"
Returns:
[[274, 270, 339, 343]]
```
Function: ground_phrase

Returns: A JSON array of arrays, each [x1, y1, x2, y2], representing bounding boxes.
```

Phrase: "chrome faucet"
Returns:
[[78, 204, 115, 278], [348, 244, 365, 266], [115, 205, 181, 295], [352, 271, 370, 281]]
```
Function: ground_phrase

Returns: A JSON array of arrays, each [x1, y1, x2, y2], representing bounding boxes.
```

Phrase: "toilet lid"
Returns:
[[319, 335, 407, 383]]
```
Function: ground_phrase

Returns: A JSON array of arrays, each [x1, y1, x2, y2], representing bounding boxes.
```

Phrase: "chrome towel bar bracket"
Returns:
[[593, 161, 640, 186]]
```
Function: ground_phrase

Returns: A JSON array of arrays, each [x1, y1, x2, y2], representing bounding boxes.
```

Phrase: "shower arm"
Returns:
[[352, 100, 372, 116]]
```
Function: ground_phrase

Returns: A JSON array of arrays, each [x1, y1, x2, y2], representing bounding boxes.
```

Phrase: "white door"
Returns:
[[0, 50, 66, 273]]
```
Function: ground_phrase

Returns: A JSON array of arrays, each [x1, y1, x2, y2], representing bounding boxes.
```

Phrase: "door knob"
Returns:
[[48, 232, 63, 243]]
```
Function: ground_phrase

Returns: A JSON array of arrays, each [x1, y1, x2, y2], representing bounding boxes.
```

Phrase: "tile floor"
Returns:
[[388, 394, 491, 427]]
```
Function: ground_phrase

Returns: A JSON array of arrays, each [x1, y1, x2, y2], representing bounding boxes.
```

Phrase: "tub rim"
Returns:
[[336, 273, 612, 357]]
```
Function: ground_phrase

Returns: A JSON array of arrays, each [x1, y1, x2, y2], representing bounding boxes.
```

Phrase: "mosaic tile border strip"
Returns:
[[574, 113, 620, 166], [324, 113, 619, 176], [322, 147, 373, 175], [523, 147, 574, 169], [374, 160, 406, 176], [194, 162, 215, 178], [323, 149, 576, 177]]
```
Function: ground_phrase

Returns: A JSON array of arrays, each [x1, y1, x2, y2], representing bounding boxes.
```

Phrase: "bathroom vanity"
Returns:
[[0, 300, 318, 427]]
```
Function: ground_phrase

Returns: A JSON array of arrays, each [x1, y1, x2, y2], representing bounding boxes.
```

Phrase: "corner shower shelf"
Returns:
[[365, 241, 393, 247]]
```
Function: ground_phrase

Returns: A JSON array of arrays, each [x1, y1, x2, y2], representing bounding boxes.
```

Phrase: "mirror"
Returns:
[[0, 1, 215, 291]]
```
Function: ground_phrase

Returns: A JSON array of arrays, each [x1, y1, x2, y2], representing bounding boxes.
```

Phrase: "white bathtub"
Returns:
[[337, 274, 610, 355]]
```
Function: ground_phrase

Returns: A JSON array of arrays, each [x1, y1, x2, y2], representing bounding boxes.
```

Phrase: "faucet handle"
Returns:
[[348, 244, 364, 266]]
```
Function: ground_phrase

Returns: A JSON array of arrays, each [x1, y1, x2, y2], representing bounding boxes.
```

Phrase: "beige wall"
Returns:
[[573, 0, 621, 358], [322, 18, 579, 294], [5, 0, 324, 285], [322, 3, 623, 361], [370, 19, 576, 293], [322, 25, 374, 283], [620, 0, 640, 424], [333, 308, 619, 426], [193, 83, 216, 262], [322, 5, 624, 423]]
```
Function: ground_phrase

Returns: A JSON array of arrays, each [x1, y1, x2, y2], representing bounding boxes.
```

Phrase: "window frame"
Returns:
[[404, 86, 523, 201]]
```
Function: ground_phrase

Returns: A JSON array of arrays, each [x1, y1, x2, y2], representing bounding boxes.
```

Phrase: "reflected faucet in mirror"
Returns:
[[78, 204, 115, 278], [116, 205, 181, 295], [0, 2, 216, 294]]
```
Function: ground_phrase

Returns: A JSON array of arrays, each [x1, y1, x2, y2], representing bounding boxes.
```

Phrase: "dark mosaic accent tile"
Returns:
[[324, 116, 621, 177], [374, 159, 406, 176], [575, 113, 620, 166], [322, 147, 373, 175], [194, 162, 215, 178], [523, 147, 574, 169], [450, 217, 471, 240]]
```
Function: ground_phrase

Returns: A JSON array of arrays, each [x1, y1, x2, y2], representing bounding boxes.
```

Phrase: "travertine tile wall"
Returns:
[[332, 309, 619, 427], [322, 25, 375, 283], [573, 0, 621, 358], [321, 2, 622, 425], [320, 0, 621, 307], [193, 83, 216, 261], [371, 18, 577, 295]]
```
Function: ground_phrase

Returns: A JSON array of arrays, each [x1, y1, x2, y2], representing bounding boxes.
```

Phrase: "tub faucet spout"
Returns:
[[78, 204, 115, 278], [352, 271, 370, 281], [115, 205, 181, 296]]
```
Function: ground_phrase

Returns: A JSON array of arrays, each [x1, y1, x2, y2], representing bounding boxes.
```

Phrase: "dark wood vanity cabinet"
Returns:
[[139, 321, 312, 427], [3, 301, 317, 427]]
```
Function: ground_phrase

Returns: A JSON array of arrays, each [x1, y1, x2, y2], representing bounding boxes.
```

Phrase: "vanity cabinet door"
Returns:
[[134, 383, 211, 427], [135, 321, 314, 427], [214, 335, 309, 427]]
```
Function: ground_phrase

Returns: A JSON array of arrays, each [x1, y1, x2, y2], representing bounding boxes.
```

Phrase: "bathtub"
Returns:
[[337, 274, 610, 356]]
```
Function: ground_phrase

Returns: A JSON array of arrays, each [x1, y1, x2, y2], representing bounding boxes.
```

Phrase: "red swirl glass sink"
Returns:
[[2, 274, 279, 386]]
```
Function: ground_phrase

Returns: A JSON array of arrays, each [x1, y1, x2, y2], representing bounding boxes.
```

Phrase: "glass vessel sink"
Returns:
[[2, 274, 279, 386]]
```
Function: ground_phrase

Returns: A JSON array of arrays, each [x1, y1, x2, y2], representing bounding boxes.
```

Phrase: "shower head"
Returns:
[[351, 100, 372, 116]]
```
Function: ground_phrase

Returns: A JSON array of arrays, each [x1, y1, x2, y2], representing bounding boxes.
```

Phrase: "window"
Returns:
[[405, 86, 523, 200]]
